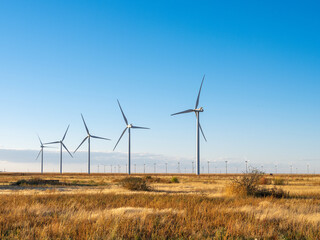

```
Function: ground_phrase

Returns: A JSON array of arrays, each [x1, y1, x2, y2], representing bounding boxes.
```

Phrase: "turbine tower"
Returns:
[[113, 100, 149, 175], [45, 125, 73, 174], [74, 114, 111, 174], [35, 135, 50, 174], [171, 75, 207, 175]]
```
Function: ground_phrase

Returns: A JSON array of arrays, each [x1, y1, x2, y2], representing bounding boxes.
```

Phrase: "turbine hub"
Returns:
[[128, 124, 132, 128]]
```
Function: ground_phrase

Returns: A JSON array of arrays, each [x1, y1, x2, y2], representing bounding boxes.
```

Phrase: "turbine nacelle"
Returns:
[[194, 107, 204, 112], [127, 124, 133, 128]]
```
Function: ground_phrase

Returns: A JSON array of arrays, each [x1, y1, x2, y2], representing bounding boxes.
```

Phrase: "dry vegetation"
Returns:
[[0, 172, 320, 239]]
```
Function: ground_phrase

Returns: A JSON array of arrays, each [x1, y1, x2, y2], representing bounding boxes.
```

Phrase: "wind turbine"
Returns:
[[171, 75, 207, 175], [74, 114, 111, 174], [113, 100, 149, 175], [35, 135, 51, 174], [45, 125, 73, 174]]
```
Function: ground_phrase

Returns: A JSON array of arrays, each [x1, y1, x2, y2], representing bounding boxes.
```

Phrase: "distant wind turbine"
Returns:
[[113, 100, 149, 175], [74, 114, 111, 174], [45, 125, 73, 174], [171, 75, 207, 175], [35, 135, 51, 174]]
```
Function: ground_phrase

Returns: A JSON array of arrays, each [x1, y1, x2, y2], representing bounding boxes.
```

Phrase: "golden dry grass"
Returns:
[[0, 173, 320, 239]]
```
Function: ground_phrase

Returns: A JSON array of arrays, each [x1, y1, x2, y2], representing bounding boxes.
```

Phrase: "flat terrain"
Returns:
[[0, 173, 319, 239]]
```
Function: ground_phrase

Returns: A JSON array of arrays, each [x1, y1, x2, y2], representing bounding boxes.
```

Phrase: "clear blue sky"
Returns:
[[0, 1, 319, 173]]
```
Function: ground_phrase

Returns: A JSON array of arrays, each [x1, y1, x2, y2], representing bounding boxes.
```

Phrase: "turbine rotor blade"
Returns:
[[37, 135, 43, 146], [81, 114, 90, 135], [131, 126, 150, 129], [113, 127, 128, 151], [199, 123, 207, 142], [62, 125, 70, 141], [45, 141, 60, 145], [195, 74, 205, 109], [171, 109, 194, 116], [91, 135, 111, 141], [62, 143, 73, 158], [117, 99, 128, 125], [35, 149, 42, 160], [74, 136, 88, 153]]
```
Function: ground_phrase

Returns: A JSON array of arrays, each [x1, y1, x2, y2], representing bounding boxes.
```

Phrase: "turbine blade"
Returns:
[[195, 74, 205, 109], [81, 114, 90, 135], [62, 143, 73, 158], [171, 109, 194, 116], [35, 149, 42, 160], [37, 135, 43, 146], [91, 135, 111, 141], [113, 127, 128, 151], [45, 141, 60, 145], [74, 136, 88, 153], [62, 124, 70, 141], [117, 99, 128, 125], [199, 123, 207, 142], [131, 126, 150, 129]]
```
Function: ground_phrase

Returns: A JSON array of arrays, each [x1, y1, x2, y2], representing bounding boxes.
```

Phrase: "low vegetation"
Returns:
[[226, 170, 289, 198], [118, 177, 151, 191], [0, 173, 319, 239]]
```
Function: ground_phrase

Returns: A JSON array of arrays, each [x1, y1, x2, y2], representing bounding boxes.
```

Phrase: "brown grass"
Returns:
[[0, 173, 319, 239]]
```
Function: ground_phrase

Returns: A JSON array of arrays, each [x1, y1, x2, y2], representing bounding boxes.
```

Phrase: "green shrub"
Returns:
[[119, 177, 150, 191], [170, 177, 179, 183]]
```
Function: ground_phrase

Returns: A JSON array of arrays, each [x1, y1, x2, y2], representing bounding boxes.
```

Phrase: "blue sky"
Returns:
[[0, 1, 319, 173]]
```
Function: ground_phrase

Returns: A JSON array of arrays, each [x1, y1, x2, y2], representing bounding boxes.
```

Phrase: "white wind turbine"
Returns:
[[113, 100, 149, 175], [171, 75, 207, 175], [35, 135, 52, 174], [74, 114, 111, 174], [45, 125, 73, 174]]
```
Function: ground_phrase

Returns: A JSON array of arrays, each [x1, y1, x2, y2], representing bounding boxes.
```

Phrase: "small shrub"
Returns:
[[119, 177, 150, 191], [143, 176, 168, 183], [259, 176, 270, 185], [170, 177, 179, 183], [273, 177, 285, 185], [226, 169, 289, 198]]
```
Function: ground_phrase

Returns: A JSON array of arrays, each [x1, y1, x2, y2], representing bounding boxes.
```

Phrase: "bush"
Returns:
[[226, 169, 289, 198], [170, 177, 179, 183], [273, 177, 285, 185], [119, 177, 150, 191], [259, 176, 270, 185]]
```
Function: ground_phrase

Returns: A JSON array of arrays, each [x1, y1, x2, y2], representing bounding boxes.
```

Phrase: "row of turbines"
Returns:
[[36, 75, 207, 175]]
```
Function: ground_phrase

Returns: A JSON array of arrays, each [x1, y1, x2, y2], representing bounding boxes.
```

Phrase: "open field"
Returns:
[[0, 173, 320, 239]]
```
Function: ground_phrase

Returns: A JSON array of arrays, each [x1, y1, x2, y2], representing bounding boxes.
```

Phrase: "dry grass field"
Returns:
[[0, 173, 320, 239]]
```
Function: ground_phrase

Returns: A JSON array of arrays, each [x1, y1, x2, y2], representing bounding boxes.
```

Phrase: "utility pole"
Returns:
[[165, 163, 168, 174]]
